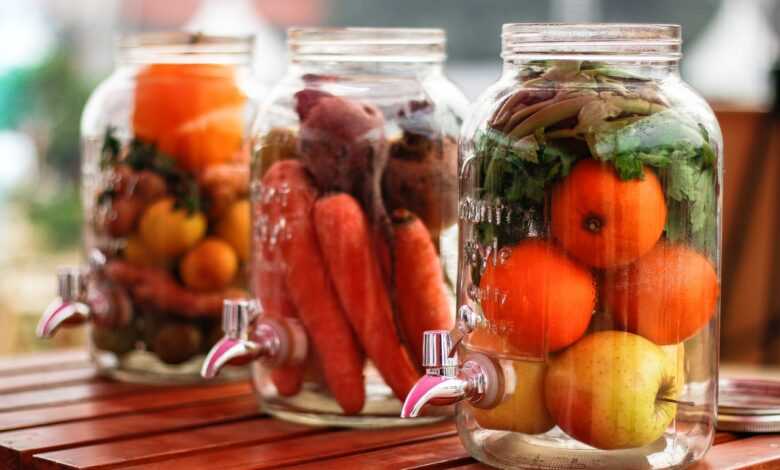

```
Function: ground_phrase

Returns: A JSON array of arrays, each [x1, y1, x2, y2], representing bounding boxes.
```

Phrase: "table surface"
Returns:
[[0, 350, 778, 469]]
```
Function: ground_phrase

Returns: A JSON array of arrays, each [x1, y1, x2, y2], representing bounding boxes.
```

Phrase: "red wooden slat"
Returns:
[[0, 382, 251, 432], [0, 381, 144, 412], [0, 367, 97, 394], [283, 435, 471, 469], [715, 432, 739, 446], [32, 418, 320, 470], [691, 434, 780, 470], [118, 421, 457, 470], [0, 395, 260, 470], [0, 350, 90, 376]]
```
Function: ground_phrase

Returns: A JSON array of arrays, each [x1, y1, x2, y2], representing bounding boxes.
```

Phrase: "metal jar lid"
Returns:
[[718, 378, 780, 432]]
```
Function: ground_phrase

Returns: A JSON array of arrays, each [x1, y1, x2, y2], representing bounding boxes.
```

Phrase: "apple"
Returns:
[[469, 359, 555, 435], [545, 331, 682, 449], [661, 343, 686, 395]]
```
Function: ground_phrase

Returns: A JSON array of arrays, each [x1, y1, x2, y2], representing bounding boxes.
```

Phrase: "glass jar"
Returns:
[[37, 33, 258, 384], [202, 27, 468, 427], [401, 24, 722, 468]]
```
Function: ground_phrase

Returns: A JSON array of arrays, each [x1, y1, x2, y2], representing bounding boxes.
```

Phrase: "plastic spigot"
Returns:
[[36, 267, 91, 338], [201, 299, 307, 379], [401, 329, 503, 418]]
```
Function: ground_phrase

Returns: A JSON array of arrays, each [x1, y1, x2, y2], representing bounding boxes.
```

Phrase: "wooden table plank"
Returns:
[[32, 418, 320, 470], [283, 435, 471, 469], [0, 395, 260, 470], [0, 351, 90, 376], [117, 421, 457, 470], [444, 464, 485, 469], [0, 381, 144, 413], [0, 382, 251, 432], [691, 434, 780, 470], [0, 367, 97, 394]]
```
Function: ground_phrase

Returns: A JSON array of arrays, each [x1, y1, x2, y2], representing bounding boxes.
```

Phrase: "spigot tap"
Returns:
[[401, 329, 503, 418], [201, 300, 307, 378], [36, 267, 91, 338]]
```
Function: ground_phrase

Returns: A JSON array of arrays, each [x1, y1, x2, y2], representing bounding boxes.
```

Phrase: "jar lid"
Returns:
[[718, 378, 780, 432]]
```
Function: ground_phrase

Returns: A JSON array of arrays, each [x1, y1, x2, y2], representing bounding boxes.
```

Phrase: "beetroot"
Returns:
[[294, 89, 391, 237]]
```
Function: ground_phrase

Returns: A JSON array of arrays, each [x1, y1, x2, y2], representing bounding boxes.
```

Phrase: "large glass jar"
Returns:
[[37, 33, 257, 384], [202, 27, 468, 427], [401, 24, 722, 468]]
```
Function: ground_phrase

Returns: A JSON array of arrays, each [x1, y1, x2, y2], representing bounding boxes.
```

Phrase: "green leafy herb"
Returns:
[[587, 109, 718, 253], [473, 61, 719, 255], [473, 128, 582, 245], [100, 130, 205, 214]]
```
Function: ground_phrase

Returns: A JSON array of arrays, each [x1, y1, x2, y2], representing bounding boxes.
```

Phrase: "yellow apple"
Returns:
[[469, 360, 555, 434], [661, 342, 686, 396], [545, 331, 681, 449]]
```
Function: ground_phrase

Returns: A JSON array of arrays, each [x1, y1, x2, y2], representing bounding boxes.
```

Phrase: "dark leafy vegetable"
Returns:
[[588, 109, 717, 252], [472, 61, 718, 254], [473, 128, 582, 245], [99, 128, 204, 214]]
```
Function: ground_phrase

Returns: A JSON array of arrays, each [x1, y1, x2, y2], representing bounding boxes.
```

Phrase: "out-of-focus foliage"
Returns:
[[6, 39, 94, 251], [19, 183, 82, 249], [26, 46, 93, 180], [0, 68, 34, 129]]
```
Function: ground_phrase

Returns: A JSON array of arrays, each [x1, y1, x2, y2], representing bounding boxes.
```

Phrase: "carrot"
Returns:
[[105, 260, 244, 316], [314, 194, 421, 401], [253, 261, 304, 397], [392, 210, 454, 364], [260, 160, 365, 414]]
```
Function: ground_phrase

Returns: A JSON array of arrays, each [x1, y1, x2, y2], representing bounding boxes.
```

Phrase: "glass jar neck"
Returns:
[[117, 32, 253, 66], [287, 27, 446, 74], [501, 23, 682, 77]]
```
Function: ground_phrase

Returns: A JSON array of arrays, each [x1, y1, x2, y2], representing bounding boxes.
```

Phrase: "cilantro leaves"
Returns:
[[474, 128, 582, 245]]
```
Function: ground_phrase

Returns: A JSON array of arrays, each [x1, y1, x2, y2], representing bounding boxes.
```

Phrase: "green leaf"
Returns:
[[591, 109, 704, 160], [637, 151, 672, 168], [691, 168, 716, 235], [666, 158, 698, 201], [613, 153, 644, 180]]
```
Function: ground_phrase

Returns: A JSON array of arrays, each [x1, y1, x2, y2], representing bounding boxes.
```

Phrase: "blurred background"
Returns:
[[0, 0, 777, 364]]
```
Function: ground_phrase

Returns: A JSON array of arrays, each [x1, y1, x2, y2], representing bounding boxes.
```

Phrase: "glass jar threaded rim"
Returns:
[[501, 23, 682, 62], [287, 27, 446, 63], [118, 32, 254, 65]]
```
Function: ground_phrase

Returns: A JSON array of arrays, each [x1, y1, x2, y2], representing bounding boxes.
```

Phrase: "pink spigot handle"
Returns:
[[201, 300, 259, 378], [401, 374, 466, 418], [36, 267, 89, 339], [201, 336, 259, 378], [200, 300, 307, 379], [36, 299, 90, 339], [400, 330, 504, 418]]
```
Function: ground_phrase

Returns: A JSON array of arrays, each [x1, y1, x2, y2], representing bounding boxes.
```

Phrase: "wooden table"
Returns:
[[0, 350, 778, 469]]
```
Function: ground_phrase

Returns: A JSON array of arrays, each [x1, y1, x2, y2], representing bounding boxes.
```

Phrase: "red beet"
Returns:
[[294, 89, 391, 238]]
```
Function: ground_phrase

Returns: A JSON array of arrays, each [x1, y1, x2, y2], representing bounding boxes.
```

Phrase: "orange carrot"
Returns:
[[314, 193, 421, 401], [260, 161, 365, 414], [393, 210, 454, 364], [253, 261, 304, 397], [105, 260, 244, 316]]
